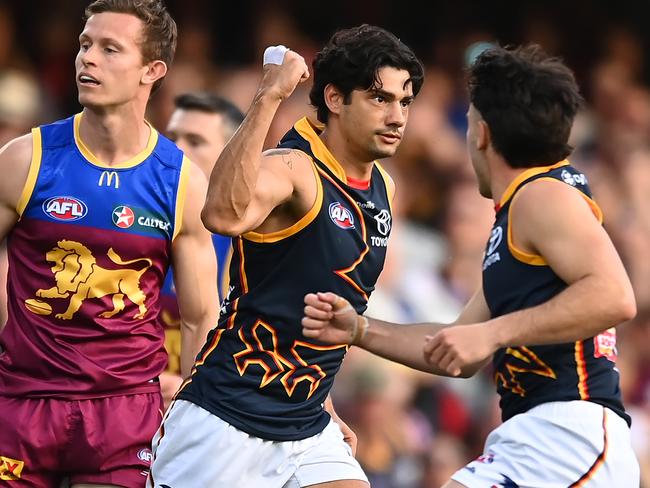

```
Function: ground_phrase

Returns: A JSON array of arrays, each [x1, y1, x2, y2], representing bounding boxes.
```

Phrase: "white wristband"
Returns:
[[351, 315, 369, 345], [263, 45, 289, 66]]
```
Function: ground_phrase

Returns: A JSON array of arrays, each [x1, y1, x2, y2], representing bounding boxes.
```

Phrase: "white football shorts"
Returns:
[[148, 399, 368, 488], [451, 400, 639, 487]]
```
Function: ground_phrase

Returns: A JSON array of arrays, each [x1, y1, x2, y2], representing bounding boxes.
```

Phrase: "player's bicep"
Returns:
[[241, 152, 297, 229], [514, 180, 626, 286], [0, 134, 34, 237], [172, 164, 219, 324]]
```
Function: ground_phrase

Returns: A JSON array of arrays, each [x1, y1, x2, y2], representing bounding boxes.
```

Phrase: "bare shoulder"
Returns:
[[181, 157, 209, 223], [513, 177, 591, 219], [0, 133, 34, 209], [511, 177, 601, 250], [185, 157, 209, 194]]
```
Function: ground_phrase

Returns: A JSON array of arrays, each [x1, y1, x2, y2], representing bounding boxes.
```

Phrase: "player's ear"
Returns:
[[477, 120, 490, 150], [323, 84, 344, 116], [141, 60, 167, 87]]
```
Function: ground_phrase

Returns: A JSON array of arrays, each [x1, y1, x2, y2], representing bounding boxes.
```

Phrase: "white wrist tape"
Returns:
[[263, 45, 289, 66]]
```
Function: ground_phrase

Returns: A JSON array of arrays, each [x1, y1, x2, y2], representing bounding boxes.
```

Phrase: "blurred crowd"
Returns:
[[1, 0, 649, 486]]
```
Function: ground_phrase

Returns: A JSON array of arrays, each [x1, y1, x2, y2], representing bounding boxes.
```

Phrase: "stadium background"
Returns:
[[1, 1, 648, 486]]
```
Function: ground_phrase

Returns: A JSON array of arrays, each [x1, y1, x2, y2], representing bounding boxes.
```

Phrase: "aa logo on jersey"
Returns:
[[329, 202, 355, 230], [0, 455, 24, 481], [42, 196, 88, 221], [113, 206, 135, 229]]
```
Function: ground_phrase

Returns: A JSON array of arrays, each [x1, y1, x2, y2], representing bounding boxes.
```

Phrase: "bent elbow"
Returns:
[[201, 208, 237, 236], [617, 293, 637, 323], [607, 281, 637, 324]]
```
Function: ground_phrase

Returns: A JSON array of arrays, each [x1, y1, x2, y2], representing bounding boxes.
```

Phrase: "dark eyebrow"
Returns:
[[368, 88, 395, 102], [369, 88, 414, 104]]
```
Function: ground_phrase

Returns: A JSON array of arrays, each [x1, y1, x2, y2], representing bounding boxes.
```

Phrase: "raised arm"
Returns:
[[201, 49, 311, 236], [172, 162, 220, 377]]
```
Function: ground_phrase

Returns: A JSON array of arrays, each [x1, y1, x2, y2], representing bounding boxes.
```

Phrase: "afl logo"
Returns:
[[329, 202, 355, 230], [137, 448, 153, 463], [112, 205, 135, 229], [42, 196, 88, 221]]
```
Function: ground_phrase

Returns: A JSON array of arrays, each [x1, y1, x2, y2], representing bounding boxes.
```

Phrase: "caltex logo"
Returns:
[[113, 206, 135, 229]]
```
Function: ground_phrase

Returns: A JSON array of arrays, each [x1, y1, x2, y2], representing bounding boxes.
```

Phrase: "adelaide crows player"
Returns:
[[302, 45, 640, 487], [150, 25, 424, 488]]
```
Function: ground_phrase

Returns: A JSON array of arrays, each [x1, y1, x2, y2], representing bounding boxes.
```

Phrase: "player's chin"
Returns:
[[77, 92, 102, 108], [370, 144, 398, 160]]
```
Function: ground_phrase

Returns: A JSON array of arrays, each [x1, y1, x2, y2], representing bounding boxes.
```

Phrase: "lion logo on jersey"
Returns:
[[29, 240, 152, 320]]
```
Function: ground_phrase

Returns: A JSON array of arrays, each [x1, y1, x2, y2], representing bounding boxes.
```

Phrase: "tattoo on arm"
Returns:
[[266, 148, 295, 169]]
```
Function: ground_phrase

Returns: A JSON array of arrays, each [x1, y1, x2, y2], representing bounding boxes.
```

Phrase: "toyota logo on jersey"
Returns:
[[329, 202, 355, 230], [112, 206, 135, 229], [42, 196, 88, 221], [374, 209, 391, 236]]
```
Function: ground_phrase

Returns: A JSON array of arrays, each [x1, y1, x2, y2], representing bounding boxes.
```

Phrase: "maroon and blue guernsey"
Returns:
[[0, 113, 189, 399]]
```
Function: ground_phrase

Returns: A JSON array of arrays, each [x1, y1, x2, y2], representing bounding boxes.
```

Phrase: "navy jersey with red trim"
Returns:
[[178, 117, 393, 441], [482, 161, 629, 425]]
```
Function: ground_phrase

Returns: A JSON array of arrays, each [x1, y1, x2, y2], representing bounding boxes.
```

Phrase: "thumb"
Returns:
[[317, 292, 351, 312]]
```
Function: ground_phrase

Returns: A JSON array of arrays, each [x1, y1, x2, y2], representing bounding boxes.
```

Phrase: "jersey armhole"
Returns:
[[16, 128, 43, 218], [172, 155, 191, 241], [243, 157, 324, 243], [507, 176, 604, 266]]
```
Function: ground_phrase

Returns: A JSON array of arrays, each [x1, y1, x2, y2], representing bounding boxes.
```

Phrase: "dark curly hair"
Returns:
[[468, 44, 582, 168], [85, 0, 177, 93], [309, 25, 424, 123]]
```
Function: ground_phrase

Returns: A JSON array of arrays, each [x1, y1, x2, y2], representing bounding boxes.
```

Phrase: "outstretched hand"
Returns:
[[302, 292, 361, 345]]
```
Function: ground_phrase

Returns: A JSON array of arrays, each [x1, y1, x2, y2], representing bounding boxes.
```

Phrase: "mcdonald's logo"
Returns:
[[98, 171, 120, 189]]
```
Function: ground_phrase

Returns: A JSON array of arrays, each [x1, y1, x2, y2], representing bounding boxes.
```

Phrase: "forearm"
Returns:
[[203, 92, 281, 227], [488, 275, 636, 348], [179, 319, 212, 377], [358, 318, 452, 375]]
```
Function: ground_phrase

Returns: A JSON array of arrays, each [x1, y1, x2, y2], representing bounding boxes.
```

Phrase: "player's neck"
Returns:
[[78, 105, 151, 167], [319, 126, 374, 181], [491, 161, 529, 207]]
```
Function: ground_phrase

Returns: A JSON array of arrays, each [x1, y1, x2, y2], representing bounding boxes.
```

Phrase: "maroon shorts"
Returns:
[[0, 392, 163, 487]]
